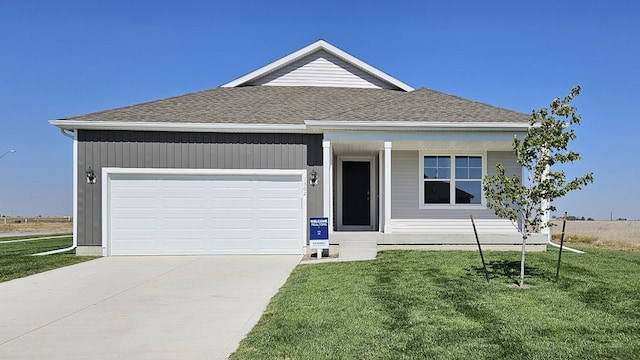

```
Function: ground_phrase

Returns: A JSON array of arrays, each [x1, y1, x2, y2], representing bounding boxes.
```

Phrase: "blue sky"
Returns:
[[0, 0, 638, 219]]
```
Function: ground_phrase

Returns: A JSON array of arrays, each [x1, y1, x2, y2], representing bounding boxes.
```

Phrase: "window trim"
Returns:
[[418, 151, 487, 209]]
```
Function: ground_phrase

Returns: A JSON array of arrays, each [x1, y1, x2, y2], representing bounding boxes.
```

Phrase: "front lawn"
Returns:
[[0, 234, 95, 282], [231, 248, 640, 359]]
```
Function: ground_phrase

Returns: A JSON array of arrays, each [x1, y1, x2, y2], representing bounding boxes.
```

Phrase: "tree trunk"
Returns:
[[520, 234, 528, 288]]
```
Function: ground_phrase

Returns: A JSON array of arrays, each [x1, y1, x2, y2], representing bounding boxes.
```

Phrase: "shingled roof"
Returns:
[[61, 86, 529, 125]]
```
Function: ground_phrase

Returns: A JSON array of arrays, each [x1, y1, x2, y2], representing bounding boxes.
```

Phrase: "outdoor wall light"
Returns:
[[86, 167, 97, 184], [309, 169, 318, 187]]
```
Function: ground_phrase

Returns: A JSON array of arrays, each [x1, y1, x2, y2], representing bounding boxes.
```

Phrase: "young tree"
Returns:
[[483, 86, 594, 288]]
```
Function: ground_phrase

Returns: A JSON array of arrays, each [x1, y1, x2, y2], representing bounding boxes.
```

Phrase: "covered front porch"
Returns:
[[318, 126, 548, 251]]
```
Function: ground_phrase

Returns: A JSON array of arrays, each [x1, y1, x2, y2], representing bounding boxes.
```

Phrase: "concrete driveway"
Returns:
[[0, 255, 301, 359]]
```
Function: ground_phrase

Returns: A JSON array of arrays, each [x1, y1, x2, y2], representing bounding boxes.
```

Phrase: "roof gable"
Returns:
[[245, 49, 399, 89], [221, 40, 414, 91]]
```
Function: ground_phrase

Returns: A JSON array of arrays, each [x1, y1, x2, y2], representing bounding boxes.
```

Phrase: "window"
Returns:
[[423, 155, 483, 206]]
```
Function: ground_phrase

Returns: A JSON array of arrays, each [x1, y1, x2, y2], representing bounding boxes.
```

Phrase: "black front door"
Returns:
[[342, 161, 370, 226]]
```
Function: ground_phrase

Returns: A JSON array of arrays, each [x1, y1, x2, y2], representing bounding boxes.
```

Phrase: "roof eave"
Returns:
[[49, 119, 529, 134], [49, 120, 316, 133], [304, 120, 530, 132]]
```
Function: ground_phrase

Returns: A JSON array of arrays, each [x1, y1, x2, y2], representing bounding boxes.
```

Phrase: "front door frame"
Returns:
[[337, 156, 376, 231]]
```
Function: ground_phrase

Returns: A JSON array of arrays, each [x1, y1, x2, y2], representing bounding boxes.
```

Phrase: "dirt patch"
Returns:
[[0, 217, 73, 234], [302, 245, 340, 261], [550, 220, 640, 251]]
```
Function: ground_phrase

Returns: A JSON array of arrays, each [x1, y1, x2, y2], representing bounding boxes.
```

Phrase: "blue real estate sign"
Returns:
[[309, 217, 329, 249]]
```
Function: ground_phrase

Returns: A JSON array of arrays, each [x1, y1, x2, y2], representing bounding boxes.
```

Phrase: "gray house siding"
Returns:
[[77, 130, 323, 247], [390, 150, 520, 220]]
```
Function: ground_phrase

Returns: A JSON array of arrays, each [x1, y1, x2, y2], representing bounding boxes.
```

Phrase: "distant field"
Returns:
[[551, 220, 640, 251], [2, 217, 637, 251], [0, 216, 73, 233]]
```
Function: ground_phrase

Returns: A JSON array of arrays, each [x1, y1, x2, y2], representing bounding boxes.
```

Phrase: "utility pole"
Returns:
[[0, 149, 16, 159]]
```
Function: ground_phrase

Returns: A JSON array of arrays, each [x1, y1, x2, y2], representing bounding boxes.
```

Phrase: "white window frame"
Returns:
[[418, 151, 487, 209]]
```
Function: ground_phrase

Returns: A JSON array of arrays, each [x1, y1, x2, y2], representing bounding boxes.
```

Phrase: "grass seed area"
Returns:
[[0, 235, 95, 282], [231, 249, 640, 360]]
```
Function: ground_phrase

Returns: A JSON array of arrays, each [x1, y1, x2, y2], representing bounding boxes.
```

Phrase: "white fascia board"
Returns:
[[221, 40, 414, 92], [49, 120, 314, 133], [305, 120, 530, 132]]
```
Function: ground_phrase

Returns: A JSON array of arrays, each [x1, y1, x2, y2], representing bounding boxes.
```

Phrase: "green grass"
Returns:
[[231, 248, 640, 360], [0, 234, 96, 282]]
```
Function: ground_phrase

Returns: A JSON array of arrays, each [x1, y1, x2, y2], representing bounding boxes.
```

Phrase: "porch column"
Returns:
[[384, 141, 392, 233], [322, 140, 333, 233], [378, 150, 384, 232]]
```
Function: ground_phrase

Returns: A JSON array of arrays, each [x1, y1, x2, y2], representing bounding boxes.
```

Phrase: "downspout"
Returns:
[[548, 234, 584, 254], [34, 129, 78, 256], [540, 149, 584, 255]]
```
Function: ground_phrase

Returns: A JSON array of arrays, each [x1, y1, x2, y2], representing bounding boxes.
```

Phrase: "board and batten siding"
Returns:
[[390, 150, 520, 220], [248, 50, 397, 89], [77, 130, 323, 247]]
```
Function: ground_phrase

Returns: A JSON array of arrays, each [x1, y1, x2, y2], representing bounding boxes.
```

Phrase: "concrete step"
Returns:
[[339, 247, 377, 261], [337, 233, 378, 261]]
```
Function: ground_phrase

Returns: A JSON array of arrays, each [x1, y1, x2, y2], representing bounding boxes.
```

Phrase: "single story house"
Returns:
[[51, 40, 547, 256]]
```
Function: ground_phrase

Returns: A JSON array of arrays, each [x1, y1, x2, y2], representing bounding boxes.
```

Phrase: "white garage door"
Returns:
[[106, 170, 306, 255]]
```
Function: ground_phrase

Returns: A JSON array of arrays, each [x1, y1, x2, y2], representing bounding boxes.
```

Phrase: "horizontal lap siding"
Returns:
[[77, 131, 323, 247], [390, 219, 518, 234], [248, 50, 395, 89], [391, 151, 519, 221], [487, 151, 521, 178]]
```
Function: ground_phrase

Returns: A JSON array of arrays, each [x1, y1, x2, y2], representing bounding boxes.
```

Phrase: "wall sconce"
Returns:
[[86, 167, 97, 184], [309, 169, 318, 187]]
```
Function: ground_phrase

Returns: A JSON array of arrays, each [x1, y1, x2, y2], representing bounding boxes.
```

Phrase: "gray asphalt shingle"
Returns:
[[61, 86, 529, 124]]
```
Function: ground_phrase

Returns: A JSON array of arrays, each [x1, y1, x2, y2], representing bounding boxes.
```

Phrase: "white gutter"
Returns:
[[305, 120, 530, 131], [49, 119, 529, 134], [49, 120, 312, 133], [34, 129, 78, 256]]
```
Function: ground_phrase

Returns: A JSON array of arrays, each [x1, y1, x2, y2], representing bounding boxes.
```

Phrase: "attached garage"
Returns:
[[102, 169, 307, 256]]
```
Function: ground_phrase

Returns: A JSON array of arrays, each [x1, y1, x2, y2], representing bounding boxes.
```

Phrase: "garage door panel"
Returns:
[[163, 200, 207, 209], [210, 200, 253, 209], [111, 240, 159, 255], [111, 199, 158, 209], [258, 199, 301, 211], [163, 240, 206, 251], [209, 218, 253, 228], [257, 218, 300, 229], [108, 172, 304, 255], [208, 232, 254, 241]]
